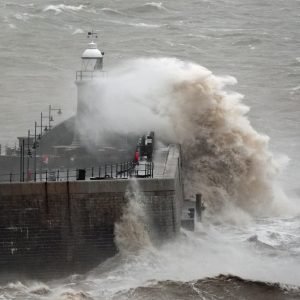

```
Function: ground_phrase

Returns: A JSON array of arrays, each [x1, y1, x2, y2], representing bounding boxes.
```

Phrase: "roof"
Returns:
[[81, 41, 102, 59]]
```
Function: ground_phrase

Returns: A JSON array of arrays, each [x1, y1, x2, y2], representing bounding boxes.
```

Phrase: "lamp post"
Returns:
[[34, 121, 49, 181], [17, 105, 62, 182], [40, 112, 50, 137], [19, 139, 25, 182], [26, 130, 32, 181], [33, 121, 37, 181], [48, 105, 62, 130], [29, 121, 41, 182]]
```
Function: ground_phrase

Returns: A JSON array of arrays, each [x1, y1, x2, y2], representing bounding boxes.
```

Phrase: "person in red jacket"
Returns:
[[134, 149, 139, 164]]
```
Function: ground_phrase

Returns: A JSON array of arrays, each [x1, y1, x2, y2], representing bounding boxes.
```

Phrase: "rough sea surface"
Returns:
[[0, 0, 300, 299]]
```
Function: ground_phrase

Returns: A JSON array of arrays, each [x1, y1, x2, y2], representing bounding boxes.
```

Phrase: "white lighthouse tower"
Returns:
[[76, 31, 104, 80], [73, 31, 104, 147]]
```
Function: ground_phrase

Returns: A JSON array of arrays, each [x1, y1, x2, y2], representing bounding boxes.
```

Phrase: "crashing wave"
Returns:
[[129, 22, 162, 28], [114, 180, 153, 255], [78, 57, 280, 219], [100, 7, 125, 16], [114, 275, 300, 300], [144, 2, 167, 10], [72, 28, 84, 35], [14, 13, 31, 21], [103, 19, 162, 28], [129, 2, 169, 13], [43, 4, 85, 15]]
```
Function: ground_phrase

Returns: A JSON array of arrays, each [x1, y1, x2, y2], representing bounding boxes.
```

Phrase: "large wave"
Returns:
[[115, 275, 300, 300], [170, 70, 277, 219], [77, 57, 285, 219]]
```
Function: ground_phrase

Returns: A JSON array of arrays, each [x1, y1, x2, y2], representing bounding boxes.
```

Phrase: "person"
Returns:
[[134, 148, 139, 165]]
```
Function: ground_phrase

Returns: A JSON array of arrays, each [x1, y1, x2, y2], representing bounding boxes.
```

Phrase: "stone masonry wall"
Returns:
[[0, 178, 181, 279], [0, 145, 183, 279]]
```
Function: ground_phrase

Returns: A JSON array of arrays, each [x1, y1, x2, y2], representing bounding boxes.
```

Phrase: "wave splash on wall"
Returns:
[[77, 57, 295, 219], [114, 180, 153, 255], [170, 67, 277, 220]]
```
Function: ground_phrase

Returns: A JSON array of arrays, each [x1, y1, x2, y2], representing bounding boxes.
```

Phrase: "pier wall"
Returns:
[[0, 145, 183, 279]]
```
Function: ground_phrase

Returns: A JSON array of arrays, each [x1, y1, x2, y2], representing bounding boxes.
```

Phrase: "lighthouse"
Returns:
[[76, 31, 104, 80], [73, 31, 105, 147]]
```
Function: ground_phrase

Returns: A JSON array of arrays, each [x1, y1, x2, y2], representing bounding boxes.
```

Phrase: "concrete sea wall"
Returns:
[[0, 145, 183, 279]]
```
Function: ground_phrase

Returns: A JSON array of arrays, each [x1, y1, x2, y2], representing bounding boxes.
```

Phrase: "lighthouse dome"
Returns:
[[81, 41, 102, 59]]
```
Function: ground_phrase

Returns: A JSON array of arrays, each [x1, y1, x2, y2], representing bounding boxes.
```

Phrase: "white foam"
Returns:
[[42, 218, 300, 299], [114, 180, 153, 255], [14, 13, 31, 21], [43, 4, 85, 15], [72, 28, 84, 35], [144, 2, 168, 11], [129, 22, 162, 28], [104, 19, 162, 28], [76, 57, 285, 218], [100, 7, 125, 15]]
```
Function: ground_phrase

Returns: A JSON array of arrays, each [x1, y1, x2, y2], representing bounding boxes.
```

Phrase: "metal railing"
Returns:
[[76, 70, 107, 81], [0, 161, 154, 183]]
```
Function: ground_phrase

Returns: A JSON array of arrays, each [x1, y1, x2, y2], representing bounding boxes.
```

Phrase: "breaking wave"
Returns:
[[129, 22, 162, 28], [2, 275, 300, 300], [100, 7, 125, 16], [14, 13, 31, 21], [103, 19, 162, 28], [130, 2, 169, 13], [2, 216, 300, 299], [77, 57, 293, 219], [115, 275, 300, 300], [72, 28, 84, 35], [114, 180, 153, 255], [4, 2, 35, 8], [144, 2, 167, 10], [170, 70, 276, 219], [43, 4, 85, 14]]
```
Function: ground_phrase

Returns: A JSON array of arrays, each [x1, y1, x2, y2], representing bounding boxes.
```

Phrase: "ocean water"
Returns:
[[0, 0, 300, 299]]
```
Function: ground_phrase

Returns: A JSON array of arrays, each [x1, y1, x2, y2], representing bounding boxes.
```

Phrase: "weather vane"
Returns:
[[87, 30, 98, 39]]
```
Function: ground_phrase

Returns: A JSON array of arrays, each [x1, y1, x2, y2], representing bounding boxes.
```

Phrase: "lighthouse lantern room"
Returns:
[[76, 31, 104, 80]]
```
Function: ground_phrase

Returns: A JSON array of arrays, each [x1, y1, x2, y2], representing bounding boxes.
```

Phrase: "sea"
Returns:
[[0, 0, 300, 299]]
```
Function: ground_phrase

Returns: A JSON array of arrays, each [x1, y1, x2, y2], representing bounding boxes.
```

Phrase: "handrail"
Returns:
[[76, 70, 107, 81], [0, 161, 154, 183]]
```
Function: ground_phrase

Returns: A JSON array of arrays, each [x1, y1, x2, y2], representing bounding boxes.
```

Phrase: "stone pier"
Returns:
[[0, 144, 183, 279]]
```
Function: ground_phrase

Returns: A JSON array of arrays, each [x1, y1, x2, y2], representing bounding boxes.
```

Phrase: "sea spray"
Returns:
[[171, 76, 276, 219], [114, 180, 153, 255], [76, 57, 281, 218]]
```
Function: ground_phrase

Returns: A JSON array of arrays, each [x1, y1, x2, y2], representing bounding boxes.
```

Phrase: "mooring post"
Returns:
[[19, 143, 22, 182], [195, 193, 202, 222], [22, 139, 25, 182]]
